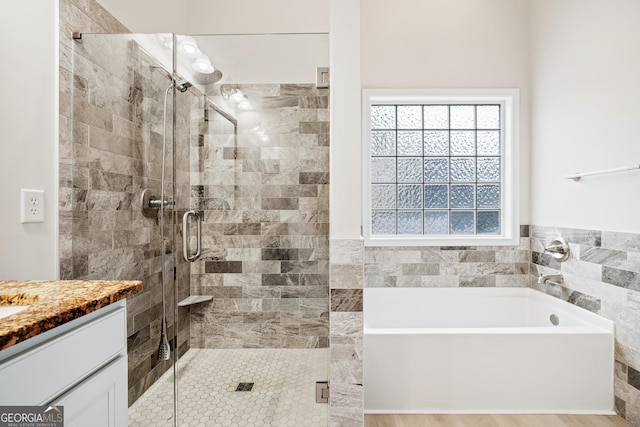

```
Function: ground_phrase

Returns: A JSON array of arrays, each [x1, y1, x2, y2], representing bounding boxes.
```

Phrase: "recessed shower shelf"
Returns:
[[178, 295, 213, 307]]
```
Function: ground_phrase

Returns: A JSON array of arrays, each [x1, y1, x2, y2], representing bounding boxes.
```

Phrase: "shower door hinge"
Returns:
[[173, 267, 177, 281], [316, 67, 330, 89], [316, 381, 329, 403]]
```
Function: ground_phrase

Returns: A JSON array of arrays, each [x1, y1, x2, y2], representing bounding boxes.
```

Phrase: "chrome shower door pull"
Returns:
[[183, 210, 202, 262]]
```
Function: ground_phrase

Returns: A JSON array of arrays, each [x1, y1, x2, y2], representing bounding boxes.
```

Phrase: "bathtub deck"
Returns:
[[365, 414, 631, 427]]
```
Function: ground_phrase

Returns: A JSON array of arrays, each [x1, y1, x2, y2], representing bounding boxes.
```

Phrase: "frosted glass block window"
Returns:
[[371, 106, 396, 129], [424, 131, 449, 156], [398, 184, 423, 209], [477, 105, 500, 129], [450, 157, 476, 182], [371, 158, 396, 183], [371, 184, 396, 209], [398, 211, 423, 234], [477, 211, 500, 234], [424, 158, 449, 182], [450, 131, 476, 155], [450, 106, 475, 129], [451, 211, 475, 234], [425, 211, 449, 235], [477, 157, 500, 182], [477, 184, 500, 209], [477, 131, 500, 155], [397, 106, 422, 129], [397, 131, 423, 156], [365, 89, 518, 245], [371, 131, 396, 156], [423, 106, 449, 129], [368, 102, 504, 237], [372, 211, 396, 234], [397, 158, 423, 183], [450, 185, 475, 209], [425, 185, 448, 209]]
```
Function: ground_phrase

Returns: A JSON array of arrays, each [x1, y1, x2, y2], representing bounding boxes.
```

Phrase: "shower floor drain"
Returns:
[[235, 382, 254, 392]]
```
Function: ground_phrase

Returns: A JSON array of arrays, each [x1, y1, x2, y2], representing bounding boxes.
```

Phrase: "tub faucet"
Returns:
[[537, 273, 564, 285]]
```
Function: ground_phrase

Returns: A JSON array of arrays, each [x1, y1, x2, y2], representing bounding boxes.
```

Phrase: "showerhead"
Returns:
[[176, 81, 193, 93], [193, 68, 223, 85]]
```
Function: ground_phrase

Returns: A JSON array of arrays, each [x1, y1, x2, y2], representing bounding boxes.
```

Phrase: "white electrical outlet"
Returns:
[[21, 189, 45, 223]]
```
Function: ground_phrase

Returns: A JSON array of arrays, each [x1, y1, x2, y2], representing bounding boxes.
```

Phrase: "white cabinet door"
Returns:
[[53, 356, 127, 427], [0, 302, 126, 405]]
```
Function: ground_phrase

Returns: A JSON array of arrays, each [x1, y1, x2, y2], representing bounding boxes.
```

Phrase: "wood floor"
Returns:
[[365, 414, 632, 427]]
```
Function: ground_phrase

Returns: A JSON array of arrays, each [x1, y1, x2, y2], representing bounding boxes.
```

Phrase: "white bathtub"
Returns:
[[364, 287, 615, 414]]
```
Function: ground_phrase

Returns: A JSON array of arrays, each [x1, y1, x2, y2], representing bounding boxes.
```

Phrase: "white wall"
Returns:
[[188, 0, 329, 35], [94, 0, 190, 33], [530, 0, 640, 232], [196, 34, 329, 84], [96, 0, 329, 35], [330, 0, 361, 239], [360, 0, 531, 228], [0, 0, 58, 279]]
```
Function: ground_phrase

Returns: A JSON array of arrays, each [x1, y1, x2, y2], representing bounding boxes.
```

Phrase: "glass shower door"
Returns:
[[68, 32, 180, 425]]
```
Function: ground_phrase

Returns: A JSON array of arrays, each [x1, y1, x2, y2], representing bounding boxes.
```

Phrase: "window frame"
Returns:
[[362, 88, 520, 247]]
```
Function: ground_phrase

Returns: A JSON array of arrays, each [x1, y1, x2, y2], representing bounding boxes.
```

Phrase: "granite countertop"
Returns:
[[0, 280, 143, 351]]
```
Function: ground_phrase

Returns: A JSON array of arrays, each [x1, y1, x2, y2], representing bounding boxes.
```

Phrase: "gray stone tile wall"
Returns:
[[364, 227, 531, 289], [531, 225, 640, 425], [329, 239, 364, 427], [188, 84, 330, 349], [59, 0, 191, 405]]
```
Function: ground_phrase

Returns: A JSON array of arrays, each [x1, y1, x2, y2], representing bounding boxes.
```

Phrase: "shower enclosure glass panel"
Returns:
[[69, 32, 185, 425], [69, 32, 329, 426], [174, 33, 330, 426]]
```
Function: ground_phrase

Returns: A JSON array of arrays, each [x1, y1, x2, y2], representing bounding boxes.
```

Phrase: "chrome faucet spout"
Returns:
[[538, 274, 564, 285]]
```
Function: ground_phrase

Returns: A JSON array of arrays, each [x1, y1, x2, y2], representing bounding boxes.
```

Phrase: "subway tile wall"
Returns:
[[364, 226, 531, 289], [188, 84, 330, 349], [330, 239, 364, 427], [531, 225, 640, 426]]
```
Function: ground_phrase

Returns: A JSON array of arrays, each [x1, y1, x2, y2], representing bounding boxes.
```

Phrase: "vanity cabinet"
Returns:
[[0, 300, 128, 426]]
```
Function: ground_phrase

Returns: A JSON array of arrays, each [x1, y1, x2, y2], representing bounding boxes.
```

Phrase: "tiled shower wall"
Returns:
[[531, 225, 640, 425], [188, 84, 330, 349], [59, 0, 191, 405]]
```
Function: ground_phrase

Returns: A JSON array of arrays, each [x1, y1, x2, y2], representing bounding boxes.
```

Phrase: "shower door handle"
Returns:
[[182, 210, 202, 262]]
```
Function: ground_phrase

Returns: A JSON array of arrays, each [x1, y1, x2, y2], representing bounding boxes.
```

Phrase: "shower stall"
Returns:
[[63, 32, 330, 425]]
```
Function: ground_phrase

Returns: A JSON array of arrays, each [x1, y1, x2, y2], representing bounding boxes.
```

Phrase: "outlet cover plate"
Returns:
[[21, 189, 45, 223]]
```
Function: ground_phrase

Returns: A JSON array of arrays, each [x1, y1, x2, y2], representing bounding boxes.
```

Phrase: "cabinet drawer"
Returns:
[[53, 356, 127, 427], [0, 305, 126, 405]]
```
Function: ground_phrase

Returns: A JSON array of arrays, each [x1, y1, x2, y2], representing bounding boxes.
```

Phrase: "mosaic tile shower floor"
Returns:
[[129, 348, 329, 427]]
